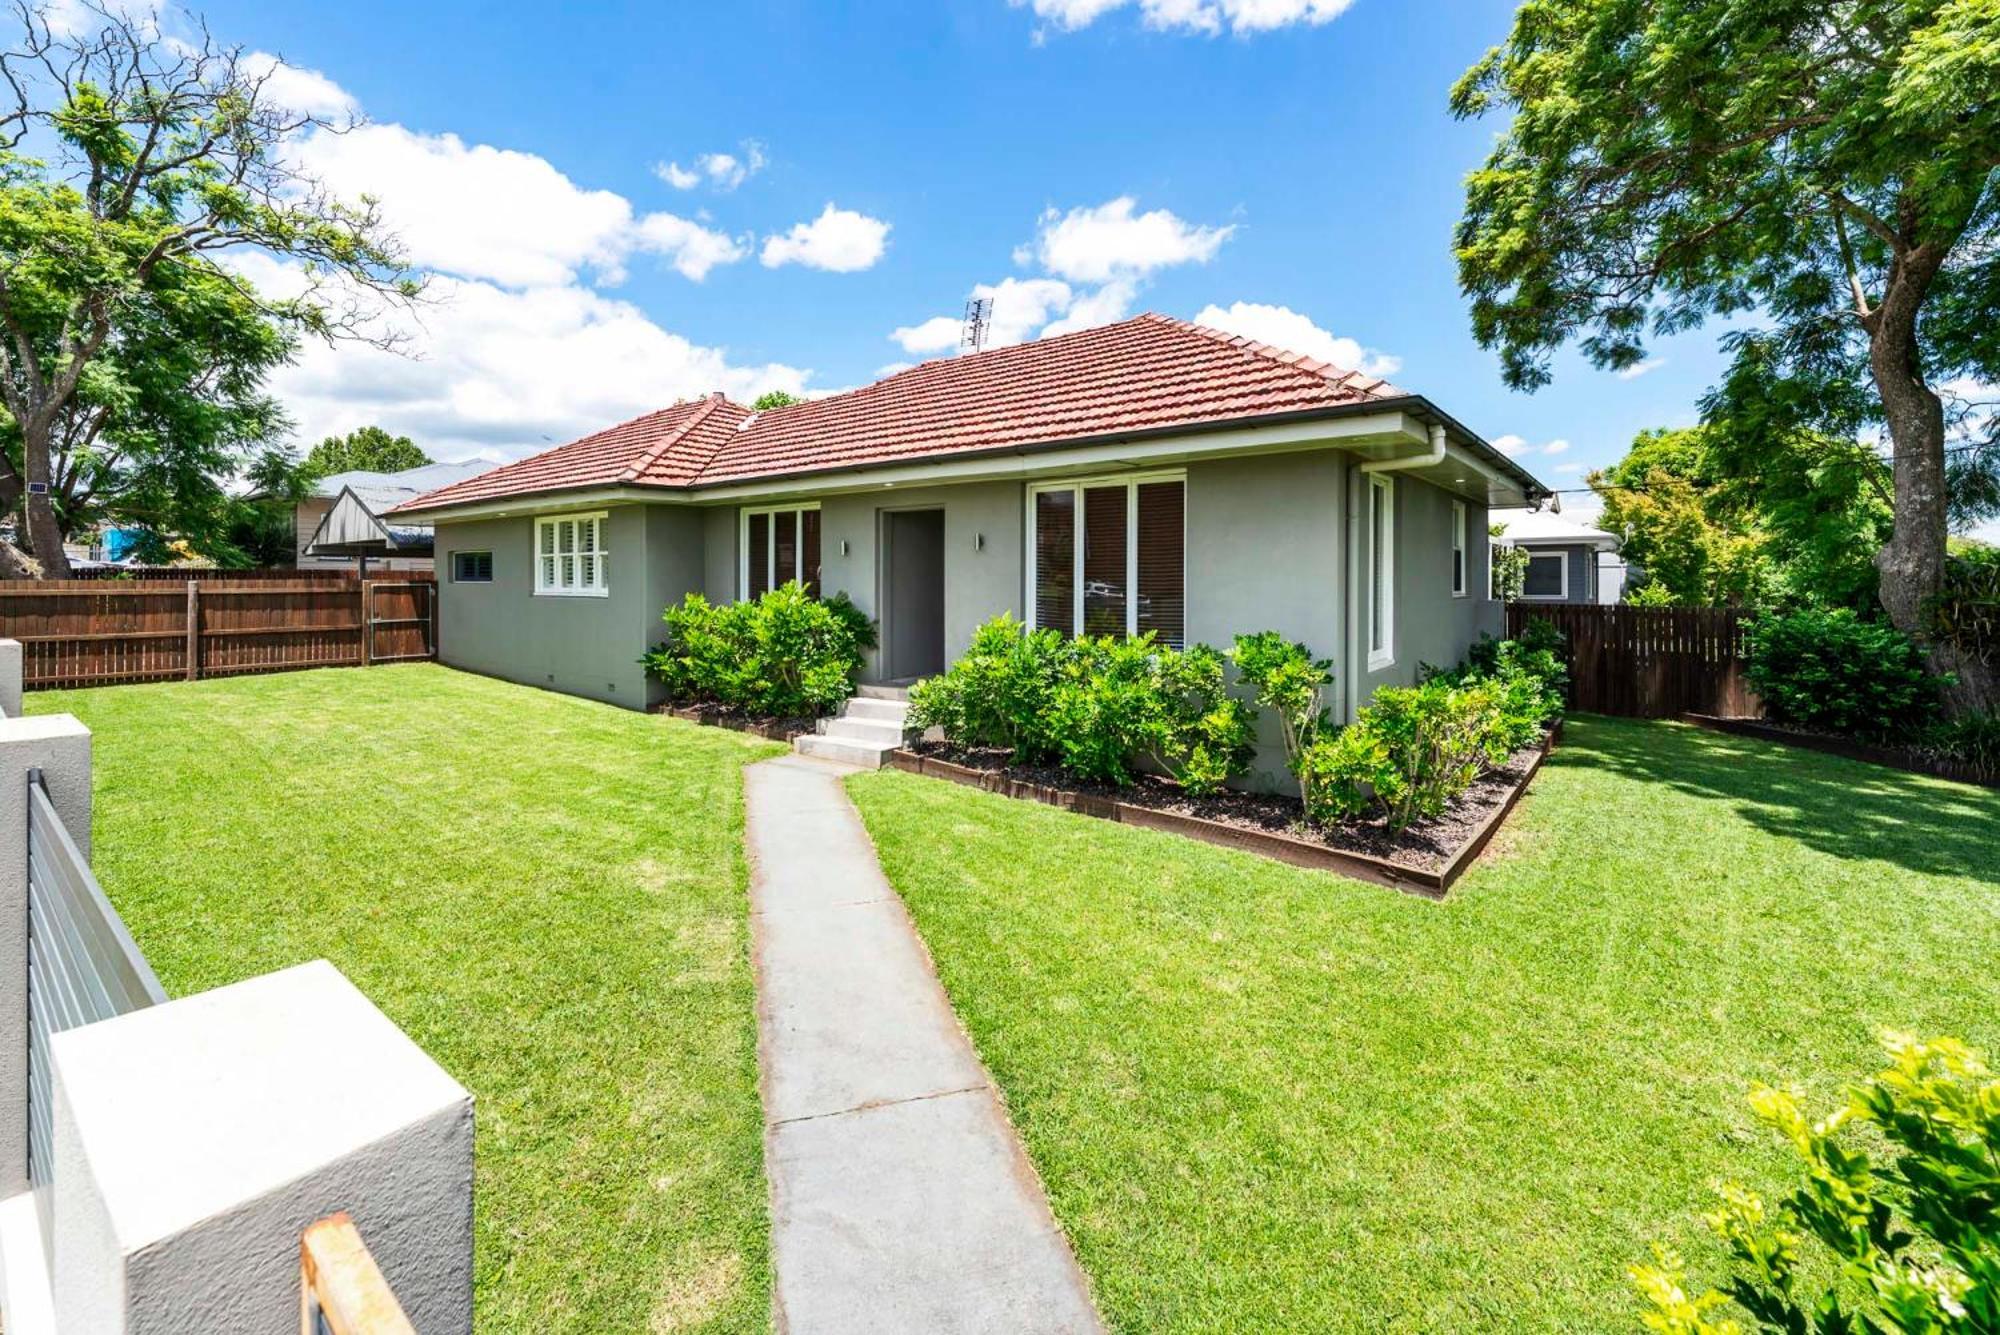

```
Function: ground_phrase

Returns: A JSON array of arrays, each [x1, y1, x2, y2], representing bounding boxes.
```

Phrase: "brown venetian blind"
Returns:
[[802, 509, 822, 598], [747, 511, 770, 598], [1082, 485, 1127, 637], [1034, 489, 1076, 636], [775, 510, 798, 590], [1135, 480, 1185, 648]]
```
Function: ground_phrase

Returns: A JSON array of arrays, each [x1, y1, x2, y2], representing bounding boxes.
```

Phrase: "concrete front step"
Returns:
[[819, 716, 911, 745], [841, 696, 911, 724], [854, 683, 914, 702], [794, 733, 904, 768]]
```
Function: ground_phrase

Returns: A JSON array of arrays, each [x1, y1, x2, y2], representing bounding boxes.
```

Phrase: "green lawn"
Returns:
[[31, 665, 783, 1334], [846, 715, 2000, 1332]]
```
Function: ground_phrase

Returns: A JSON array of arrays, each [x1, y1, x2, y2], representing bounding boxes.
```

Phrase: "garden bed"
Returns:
[[885, 722, 1559, 897], [658, 701, 815, 741], [1681, 714, 1998, 789]]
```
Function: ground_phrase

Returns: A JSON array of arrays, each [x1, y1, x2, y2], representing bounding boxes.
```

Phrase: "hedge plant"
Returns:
[[1744, 609, 1940, 740], [643, 582, 876, 718], [908, 616, 1256, 794]]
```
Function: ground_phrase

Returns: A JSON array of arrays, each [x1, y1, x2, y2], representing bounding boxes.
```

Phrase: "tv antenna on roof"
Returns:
[[960, 297, 993, 355]]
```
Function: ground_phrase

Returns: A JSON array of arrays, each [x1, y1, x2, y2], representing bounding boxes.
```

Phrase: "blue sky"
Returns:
[[196, 0, 1739, 511]]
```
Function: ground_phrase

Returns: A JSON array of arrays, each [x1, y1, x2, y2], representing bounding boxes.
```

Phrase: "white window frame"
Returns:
[[738, 502, 821, 598], [1521, 550, 1569, 601], [533, 512, 608, 598], [1023, 470, 1186, 641], [1451, 500, 1469, 598], [1367, 473, 1395, 669]]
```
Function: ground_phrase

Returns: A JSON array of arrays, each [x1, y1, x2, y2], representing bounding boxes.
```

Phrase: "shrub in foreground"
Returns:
[[1631, 1034, 1999, 1334], [1298, 678, 1509, 831], [1229, 631, 1335, 768], [643, 583, 875, 717], [910, 617, 1256, 793], [1745, 609, 1940, 739]]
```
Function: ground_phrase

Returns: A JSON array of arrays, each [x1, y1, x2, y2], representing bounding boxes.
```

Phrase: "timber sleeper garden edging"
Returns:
[[658, 703, 814, 742], [883, 722, 1561, 898]]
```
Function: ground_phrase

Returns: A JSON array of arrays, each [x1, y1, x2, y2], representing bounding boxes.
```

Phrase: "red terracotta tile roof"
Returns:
[[397, 393, 750, 512], [396, 313, 1416, 512]]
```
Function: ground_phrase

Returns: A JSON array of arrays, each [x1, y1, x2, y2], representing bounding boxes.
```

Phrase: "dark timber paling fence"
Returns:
[[1506, 603, 1760, 719], [0, 575, 437, 689]]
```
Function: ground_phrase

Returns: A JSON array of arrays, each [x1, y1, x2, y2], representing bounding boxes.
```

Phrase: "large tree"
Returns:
[[302, 425, 429, 479], [1453, 0, 2000, 712], [0, 2, 416, 576]]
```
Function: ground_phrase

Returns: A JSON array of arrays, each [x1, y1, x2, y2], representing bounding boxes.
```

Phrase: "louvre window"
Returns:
[[1368, 474, 1394, 667], [1029, 474, 1184, 648], [1452, 500, 1468, 597], [534, 514, 607, 596], [452, 550, 493, 583], [741, 505, 822, 598]]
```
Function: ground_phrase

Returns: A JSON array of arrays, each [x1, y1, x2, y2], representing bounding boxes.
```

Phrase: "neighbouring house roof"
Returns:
[[306, 485, 437, 557], [310, 458, 491, 505], [1491, 507, 1620, 551], [395, 312, 1547, 516]]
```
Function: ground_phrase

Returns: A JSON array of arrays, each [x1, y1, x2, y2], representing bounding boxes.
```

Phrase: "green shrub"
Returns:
[[1229, 631, 1335, 771], [906, 615, 1067, 761], [1917, 711, 2000, 781], [1142, 642, 1257, 796], [1631, 1034, 2000, 1335], [1441, 624, 1567, 749], [1298, 679, 1509, 832], [1624, 581, 1678, 608], [1744, 609, 1941, 739], [911, 617, 1257, 792], [642, 583, 875, 718]]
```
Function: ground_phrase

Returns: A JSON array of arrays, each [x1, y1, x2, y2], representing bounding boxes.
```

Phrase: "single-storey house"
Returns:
[[395, 314, 1551, 783], [1491, 507, 1623, 604], [295, 459, 489, 572]]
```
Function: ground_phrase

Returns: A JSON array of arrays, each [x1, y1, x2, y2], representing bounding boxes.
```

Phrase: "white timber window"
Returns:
[[1367, 473, 1395, 669], [1522, 551, 1568, 600], [1025, 472, 1185, 648], [1451, 500, 1468, 597], [534, 512, 608, 597], [739, 504, 822, 599]]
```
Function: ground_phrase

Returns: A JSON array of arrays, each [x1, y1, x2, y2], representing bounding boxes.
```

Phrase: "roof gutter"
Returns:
[[1357, 421, 1447, 476]]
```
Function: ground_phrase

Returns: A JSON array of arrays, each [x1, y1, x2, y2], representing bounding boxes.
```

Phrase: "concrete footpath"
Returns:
[[744, 754, 1102, 1335]]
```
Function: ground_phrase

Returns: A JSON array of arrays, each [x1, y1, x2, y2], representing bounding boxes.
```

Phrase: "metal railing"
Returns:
[[25, 767, 166, 1235]]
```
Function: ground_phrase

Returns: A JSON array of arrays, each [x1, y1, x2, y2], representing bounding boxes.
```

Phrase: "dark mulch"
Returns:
[[900, 740, 1545, 873], [655, 701, 818, 739]]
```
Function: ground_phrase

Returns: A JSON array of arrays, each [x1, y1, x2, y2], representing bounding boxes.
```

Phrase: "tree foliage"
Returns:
[[0, 3, 417, 575], [1591, 427, 1891, 608], [303, 425, 429, 479], [1453, 0, 2000, 712], [751, 389, 803, 411]]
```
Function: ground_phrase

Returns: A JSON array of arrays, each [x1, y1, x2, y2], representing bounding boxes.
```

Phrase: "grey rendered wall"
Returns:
[[1357, 474, 1500, 701], [700, 507, 736, 602], [436, 504, 706, 709], [1185, 452, 1346, 791], [810, 481, 1025, 679]]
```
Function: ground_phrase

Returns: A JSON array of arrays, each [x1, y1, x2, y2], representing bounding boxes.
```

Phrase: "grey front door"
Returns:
[[881, 509, 945, 681]]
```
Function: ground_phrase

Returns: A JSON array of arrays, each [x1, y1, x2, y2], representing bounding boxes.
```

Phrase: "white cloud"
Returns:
[[889, 317, 964, 356], [1615, 357, 1666, 381], [1019, 0, 1355, 36], [1029, 196, 1234, 283], [1191, 301, 1400, 378], [1041, 278, 1137, 337], [761, 204, 891, 272], [1492, 434, 1530, 457], [654, 161, 701, 190], [233, 254, 809, 462], [243, 51, 358, 119], [290, 123, 745, 287], [1543, 439, 1571, 455], [1553, 463, 1586, 474], [875, 362, 917, 378], [656, 142, 768, 192]]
